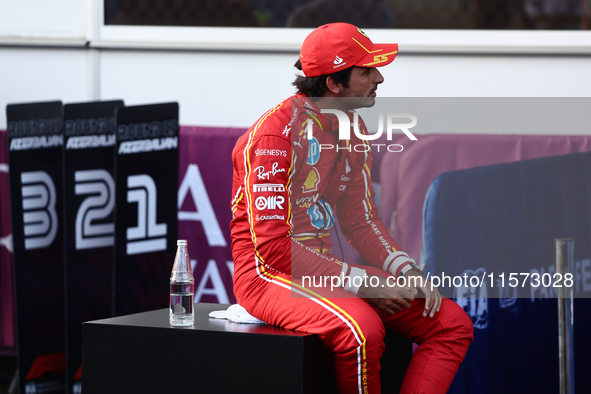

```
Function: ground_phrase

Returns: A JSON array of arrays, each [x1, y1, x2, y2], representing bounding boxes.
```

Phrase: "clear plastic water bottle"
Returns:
[[169, 239, 195, 326]]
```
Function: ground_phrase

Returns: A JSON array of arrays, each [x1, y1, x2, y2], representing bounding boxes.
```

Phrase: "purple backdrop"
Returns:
[[381, 134, 591, 262], [177, 126, 246, 304]]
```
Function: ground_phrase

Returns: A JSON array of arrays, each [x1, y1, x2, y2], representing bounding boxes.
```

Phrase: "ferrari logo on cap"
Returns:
[[357, 28, 368, 38]]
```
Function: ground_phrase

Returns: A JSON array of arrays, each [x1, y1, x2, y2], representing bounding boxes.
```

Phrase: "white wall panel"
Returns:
[[0, 48, 88, 128], [382, 54, 591, 98], [100, 50, 591, 131], [100, 50, 298, 128], [0, 0, 86, 39], [1, 47, 590, 131]]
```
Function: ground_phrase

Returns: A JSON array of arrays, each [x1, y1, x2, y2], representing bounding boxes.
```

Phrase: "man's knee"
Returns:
[[440, 298, 474, 344], [331, 309, 386, 356], [361, 313, 387, 355]]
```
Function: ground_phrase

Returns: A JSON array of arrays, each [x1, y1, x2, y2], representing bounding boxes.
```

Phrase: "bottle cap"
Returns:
[[177, 239, 187, 246]]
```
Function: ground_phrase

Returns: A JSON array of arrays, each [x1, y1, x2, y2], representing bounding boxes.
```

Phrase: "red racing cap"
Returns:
[[299, 23, 398, 77]]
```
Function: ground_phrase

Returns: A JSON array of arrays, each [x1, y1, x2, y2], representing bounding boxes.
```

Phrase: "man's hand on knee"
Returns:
[[404, 271, 442, 318], [357, 275, 418, 315]]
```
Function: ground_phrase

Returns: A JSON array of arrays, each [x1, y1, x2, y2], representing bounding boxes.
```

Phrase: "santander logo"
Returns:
[[334, 55, 343, 65]]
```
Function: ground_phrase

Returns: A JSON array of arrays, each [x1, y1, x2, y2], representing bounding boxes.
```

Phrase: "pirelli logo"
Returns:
[[253, 183, 285, 193]]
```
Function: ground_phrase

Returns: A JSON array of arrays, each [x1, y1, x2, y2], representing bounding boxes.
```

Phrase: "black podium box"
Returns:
[[82, 303, 411, 393]]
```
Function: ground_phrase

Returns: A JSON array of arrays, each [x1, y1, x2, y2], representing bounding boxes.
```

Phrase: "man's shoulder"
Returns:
[[233, 96, 296, 155], [249, 96, 294, 138], [233, 94, 325, 152], [244, 95, 319, 140]]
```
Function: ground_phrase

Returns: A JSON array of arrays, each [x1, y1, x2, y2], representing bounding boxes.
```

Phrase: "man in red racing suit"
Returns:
[[230, 23, 473, 394]]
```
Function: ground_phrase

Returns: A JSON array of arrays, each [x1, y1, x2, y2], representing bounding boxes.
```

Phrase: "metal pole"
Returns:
[[555, 238, 575, 394]]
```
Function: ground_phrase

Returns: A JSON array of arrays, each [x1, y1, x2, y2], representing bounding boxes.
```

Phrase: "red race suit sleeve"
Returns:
[[336, 114, 419, 278]]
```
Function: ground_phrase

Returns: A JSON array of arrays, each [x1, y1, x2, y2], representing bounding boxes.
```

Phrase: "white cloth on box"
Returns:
[[209, 304, 266, 324]]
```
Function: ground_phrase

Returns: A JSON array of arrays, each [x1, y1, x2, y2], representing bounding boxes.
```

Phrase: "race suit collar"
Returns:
[[294, 93, 351, 134]]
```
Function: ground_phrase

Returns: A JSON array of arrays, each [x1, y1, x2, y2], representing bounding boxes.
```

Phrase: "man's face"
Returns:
[[339, 66, 384, 109]]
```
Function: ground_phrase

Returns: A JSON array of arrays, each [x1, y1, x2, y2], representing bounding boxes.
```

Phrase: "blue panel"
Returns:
[[421, 151, 591, 394]]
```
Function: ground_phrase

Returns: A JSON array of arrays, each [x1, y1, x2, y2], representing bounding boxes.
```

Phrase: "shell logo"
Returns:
[[302, 168, 320, 193]]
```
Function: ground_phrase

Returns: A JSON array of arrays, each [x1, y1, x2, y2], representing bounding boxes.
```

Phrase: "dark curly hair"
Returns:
[[292, 59, 353, 98]]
